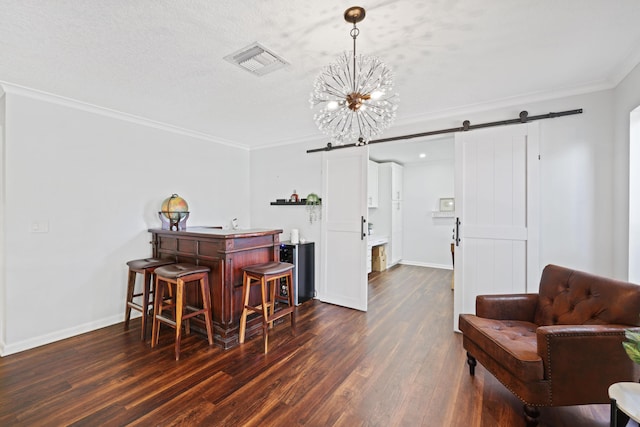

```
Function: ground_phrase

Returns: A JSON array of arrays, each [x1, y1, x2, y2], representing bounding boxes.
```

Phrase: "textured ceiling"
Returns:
[[2, 0, 640, 151]]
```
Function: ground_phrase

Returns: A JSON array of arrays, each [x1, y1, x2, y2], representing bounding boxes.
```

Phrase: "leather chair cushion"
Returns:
[[459, 314, 544, 382]]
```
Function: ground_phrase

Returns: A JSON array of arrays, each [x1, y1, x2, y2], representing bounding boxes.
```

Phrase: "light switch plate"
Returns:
[[30, 220, 49, 233]]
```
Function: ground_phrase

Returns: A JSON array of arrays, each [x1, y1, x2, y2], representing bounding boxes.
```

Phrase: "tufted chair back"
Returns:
[[534, 264, 640, 327]]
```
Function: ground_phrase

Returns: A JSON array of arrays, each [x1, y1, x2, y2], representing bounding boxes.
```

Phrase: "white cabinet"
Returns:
[[391, 162, 403, 201], [389, 163, 403, 265], [368, 160, 379, 208], [375, 162, 403, 267], [390, 200, 403, 266]]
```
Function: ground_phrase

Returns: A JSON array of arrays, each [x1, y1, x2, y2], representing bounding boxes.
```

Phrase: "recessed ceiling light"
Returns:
[[419, 153, 426, 158]]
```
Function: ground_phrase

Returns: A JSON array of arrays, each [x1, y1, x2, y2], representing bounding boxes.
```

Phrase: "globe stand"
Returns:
[[158, 212, 189, 231]]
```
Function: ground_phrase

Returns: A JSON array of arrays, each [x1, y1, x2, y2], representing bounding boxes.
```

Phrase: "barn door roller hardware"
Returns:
[[306, 108, 582, 153]]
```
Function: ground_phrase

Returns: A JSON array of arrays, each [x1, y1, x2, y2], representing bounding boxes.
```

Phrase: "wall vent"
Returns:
[[224, 42, 289, 76]]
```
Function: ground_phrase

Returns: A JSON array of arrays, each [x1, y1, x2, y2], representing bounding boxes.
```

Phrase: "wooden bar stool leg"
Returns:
[[268, 278, 277, 329], [124, 269, 136, 329], [151, 276, 164, 349], [174, 280, 184, 361], [139, 269, 153, 341], [287, 271, 296, 335], [200, 275, 214, 345], [260, 276, 269, 353], [239, 272, 251, 344]]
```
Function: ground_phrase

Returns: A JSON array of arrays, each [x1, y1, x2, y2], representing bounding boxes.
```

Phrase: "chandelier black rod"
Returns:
[[306, 108, 583, 153]]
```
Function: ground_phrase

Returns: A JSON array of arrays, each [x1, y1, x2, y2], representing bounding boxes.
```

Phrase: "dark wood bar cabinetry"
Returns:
[[149, 227, 282, 349]]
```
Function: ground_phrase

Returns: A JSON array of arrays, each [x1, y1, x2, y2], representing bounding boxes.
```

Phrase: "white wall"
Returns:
[[249, 139, 325, 288], [402, 159, 455, 268], [535, 91, 614, 274], [1, 86, 250, 355], [613, 62, 640, 281]]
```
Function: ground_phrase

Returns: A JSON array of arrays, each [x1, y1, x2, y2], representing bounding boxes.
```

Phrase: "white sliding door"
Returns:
[[453, 123, 540, 330], [320, 147, 369, 311]]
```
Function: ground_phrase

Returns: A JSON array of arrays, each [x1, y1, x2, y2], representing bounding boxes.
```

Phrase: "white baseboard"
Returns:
[[399, 260, 453, 270], [0, 313, 125, 357]]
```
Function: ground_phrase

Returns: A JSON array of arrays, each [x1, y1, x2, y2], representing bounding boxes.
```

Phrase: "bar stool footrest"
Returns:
[[267, 306, 295, 323]]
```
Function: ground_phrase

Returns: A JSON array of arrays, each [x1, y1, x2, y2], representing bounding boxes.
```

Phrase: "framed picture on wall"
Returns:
[[439, 198, 455, 212]]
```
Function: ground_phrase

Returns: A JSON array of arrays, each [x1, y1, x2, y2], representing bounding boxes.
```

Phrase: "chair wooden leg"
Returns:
[[124, 269, 136, 329], [467, 352, 477, 376]]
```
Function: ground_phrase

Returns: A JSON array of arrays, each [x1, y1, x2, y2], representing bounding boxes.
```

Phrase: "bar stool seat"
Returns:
[[151, 263, 213, 360], [124, 257, 175, 340], [239, 261, 296, 353]]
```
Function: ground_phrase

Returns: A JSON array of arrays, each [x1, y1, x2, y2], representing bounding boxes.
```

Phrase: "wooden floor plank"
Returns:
[[0, 265, 611, 426]]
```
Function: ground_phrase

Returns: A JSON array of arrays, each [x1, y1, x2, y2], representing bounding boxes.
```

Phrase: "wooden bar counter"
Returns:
[[149, 227, 282, 349]]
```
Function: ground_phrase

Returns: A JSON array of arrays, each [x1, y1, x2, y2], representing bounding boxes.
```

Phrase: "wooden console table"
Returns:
[[149, 227, 282, 349]]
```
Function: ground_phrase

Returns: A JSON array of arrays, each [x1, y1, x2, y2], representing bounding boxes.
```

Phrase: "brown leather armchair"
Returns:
[[459, 264, 640, 426]]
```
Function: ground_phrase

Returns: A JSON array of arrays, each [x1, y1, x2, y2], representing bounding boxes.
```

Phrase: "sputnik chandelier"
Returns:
[[310, 6, 399, 146]]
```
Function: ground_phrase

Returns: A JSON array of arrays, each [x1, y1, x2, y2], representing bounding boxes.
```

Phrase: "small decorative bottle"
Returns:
[[290, 190, 299, 203]]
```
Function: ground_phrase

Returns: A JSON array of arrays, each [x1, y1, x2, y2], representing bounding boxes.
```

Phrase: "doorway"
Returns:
[[368, 135, 455, 271], [630, 105, 640, 283]]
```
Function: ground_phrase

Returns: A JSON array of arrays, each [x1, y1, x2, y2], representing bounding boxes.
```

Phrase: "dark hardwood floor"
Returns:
[[0, 265, 614, 426]]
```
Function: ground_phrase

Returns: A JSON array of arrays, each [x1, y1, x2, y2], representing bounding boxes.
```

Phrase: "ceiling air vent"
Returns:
[[224, 42, 289, 76]]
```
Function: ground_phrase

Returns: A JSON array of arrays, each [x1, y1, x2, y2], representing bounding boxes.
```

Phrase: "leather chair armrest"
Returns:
[[476, 294, 538, 321], [535, 325, 637, 405]]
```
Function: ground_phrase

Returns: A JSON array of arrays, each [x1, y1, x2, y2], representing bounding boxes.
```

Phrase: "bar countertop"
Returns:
[[148, 226, 283, 238]]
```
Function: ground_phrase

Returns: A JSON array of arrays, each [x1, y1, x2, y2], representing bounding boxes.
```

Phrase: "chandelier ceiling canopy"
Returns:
[[310, 6, 399, 146]]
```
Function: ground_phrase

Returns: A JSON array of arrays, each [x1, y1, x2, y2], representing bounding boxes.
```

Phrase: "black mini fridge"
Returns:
[[279, 242, 315, 305]]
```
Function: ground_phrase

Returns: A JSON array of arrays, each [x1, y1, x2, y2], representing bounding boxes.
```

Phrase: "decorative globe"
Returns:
[[161, 194, 189, 221]]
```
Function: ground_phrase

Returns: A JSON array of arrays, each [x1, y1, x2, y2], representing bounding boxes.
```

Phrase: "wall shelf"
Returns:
[[270, 199, 321, 206], [431, 211, 455, 218]]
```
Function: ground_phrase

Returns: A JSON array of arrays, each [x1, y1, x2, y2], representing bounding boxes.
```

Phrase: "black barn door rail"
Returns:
[[306, 109, 583, 154]]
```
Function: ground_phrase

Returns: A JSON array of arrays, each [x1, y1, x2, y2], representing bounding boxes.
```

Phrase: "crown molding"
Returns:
[[0, 82, 250, 151], [250, 131, 328, 151], [394, 79, 613, 128]]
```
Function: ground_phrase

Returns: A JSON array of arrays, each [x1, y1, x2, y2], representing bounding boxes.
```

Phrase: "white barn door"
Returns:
[[453, 123, 540, 330], [320, 147, 369, 311]]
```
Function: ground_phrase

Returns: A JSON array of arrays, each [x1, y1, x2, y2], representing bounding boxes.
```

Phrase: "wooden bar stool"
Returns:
[[151, 263, 213, 360], [239, 262, 295, 353], [124, 257, 175, 341]]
